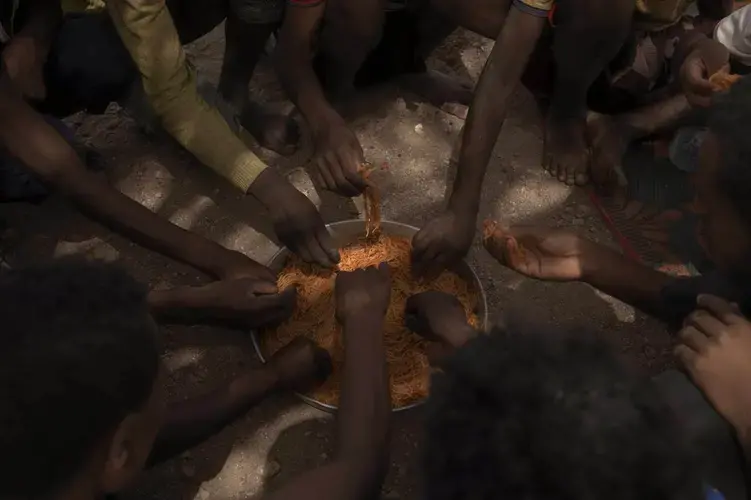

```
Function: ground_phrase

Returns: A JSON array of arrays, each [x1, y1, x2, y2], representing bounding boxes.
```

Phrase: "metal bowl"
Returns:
[[250, 219, 489, 413]]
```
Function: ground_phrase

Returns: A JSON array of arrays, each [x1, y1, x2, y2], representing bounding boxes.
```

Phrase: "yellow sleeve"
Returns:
[[107, 0, 267, 192]]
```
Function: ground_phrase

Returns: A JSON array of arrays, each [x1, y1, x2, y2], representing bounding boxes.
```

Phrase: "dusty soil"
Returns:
[[0, 25, 675, 500]]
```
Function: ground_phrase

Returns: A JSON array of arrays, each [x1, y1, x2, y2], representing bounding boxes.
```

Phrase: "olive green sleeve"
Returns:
[[107, 0, 267, 192]]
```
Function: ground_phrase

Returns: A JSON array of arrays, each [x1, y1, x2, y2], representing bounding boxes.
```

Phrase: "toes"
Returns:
[[557, 163, 567, 183]]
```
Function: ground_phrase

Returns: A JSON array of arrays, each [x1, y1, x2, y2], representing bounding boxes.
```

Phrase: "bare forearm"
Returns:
[[0, 91, 231, 277], [337, 314, 390, 486], [149, 368, 280, 465], [449, 10, 544, 216], [581, 242, 673, 320]]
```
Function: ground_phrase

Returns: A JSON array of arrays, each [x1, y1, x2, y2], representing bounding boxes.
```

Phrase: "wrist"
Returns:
[[447, 194, 479, 221], [248, 168, 289, 211], [310, 106, 345, 139], [578, 238, 612, 283]]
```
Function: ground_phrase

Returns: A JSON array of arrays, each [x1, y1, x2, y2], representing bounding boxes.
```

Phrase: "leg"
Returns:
[[587, 93, 699, 188], [429, 0, 509, 40], [219, 0, 300, 154], [318, 0, 386, 99], [545, 0, 632, 185], [397, 6, 474, 118]]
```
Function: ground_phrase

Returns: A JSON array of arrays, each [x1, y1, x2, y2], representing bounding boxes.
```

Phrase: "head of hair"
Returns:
[[708, 75, 751, 226], [0, 259, 159, 498], [423, 323, 702, 500]]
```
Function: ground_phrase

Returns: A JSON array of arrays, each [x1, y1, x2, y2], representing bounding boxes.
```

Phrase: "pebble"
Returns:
[[414, 124, 424, 134], [265, 460, 282, 479], [197, 487, 210, 500]]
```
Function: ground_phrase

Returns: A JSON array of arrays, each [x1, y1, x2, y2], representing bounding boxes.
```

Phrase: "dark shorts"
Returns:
[[39, 12, 138, 117]]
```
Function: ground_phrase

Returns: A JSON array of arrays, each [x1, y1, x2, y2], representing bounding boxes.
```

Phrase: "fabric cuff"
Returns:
[[222, 150, 268, 192]]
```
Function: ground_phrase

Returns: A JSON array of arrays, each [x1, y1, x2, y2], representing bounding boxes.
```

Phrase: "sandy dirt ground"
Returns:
[[0, 25, 677, 500]]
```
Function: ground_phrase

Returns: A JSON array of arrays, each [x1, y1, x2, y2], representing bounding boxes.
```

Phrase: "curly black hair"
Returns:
[[423, 326, 703, 500], [709, 75, 751, 227], [0, 259, 160, 498]]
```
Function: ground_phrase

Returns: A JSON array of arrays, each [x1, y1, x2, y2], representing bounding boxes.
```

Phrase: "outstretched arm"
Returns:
[[260, 265, 392, 500], [149, 337, 331, 465], [411, 7, 546, 278], [0, 73, 247, 279], [448, 8, 545, 220]]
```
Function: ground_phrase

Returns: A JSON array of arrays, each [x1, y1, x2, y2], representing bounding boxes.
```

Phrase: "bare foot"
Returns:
[[544, 116, 589, 186], [400, 69, 473, 119], [676, 295, 751, 440], [587, 112, 630, 194], [240, 101, 300, 156]]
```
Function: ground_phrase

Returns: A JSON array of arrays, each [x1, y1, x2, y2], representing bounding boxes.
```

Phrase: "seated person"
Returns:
[[405, 291, 748, 499], [589, 1, 751, 187], [481, 74, 751, 328], [1, 0, 340, 271], [410, 0, 734, 279], [275, 0, 472, 197], [0, 259, 392, 500]]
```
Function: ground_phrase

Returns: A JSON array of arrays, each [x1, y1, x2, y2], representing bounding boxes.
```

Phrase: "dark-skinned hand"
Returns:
[[412, 210, 475, 279], [249, 169, 340, 268], [405, 291, 474, 348], [680, 40, 730, 108], [483, 220, 591, 282], [188, 278, 298, 329], [269, 336, 333, 391], [335, 263, 391, 325], [311, 117, 368, 197]]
